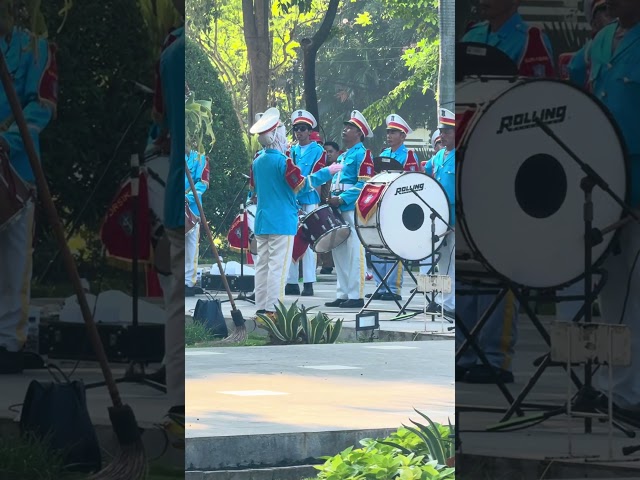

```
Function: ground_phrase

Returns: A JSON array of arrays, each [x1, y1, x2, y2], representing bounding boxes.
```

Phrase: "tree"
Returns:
[[438, 0, 455, 110], [242, 0, 271, 123], [298, 0, 340, 124], [186, 38, 249, 238]]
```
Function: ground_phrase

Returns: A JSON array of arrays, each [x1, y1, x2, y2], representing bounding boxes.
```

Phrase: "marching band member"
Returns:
[[568, 0, 640, 418], [159, 0, 185, 428], [250, 108, 341, 315], [185, 149, 209, 296], [0, 10, 57, 373], [368, 114, 420, 301], [324, 110, 375, 309], [318, 141, 341, 274], [455, 0, 556, 384], [284, 109, 327, 297], [462, 0, 556, 78], [424, 109, 455, 319], [420, 129, 443, 276], [562, 0, 612, 84]]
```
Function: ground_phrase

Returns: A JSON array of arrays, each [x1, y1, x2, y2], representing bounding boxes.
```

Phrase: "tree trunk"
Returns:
[[301, 0, 340, 130], [242, 0, 271, 125], [438, 0, 455, 112]]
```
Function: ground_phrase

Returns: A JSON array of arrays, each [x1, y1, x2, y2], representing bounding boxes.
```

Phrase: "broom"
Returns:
[[185, 161, 247, 342], [0, 50, 146, 479]]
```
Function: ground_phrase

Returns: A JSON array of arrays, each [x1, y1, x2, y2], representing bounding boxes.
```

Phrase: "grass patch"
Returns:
[[186, 320, 268, 347], [0, 433, 182, 479]]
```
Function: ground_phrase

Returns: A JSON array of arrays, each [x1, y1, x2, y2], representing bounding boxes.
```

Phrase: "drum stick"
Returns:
[[600, 216, 633, 236]]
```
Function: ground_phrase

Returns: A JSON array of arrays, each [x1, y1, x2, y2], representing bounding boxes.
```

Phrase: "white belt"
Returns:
[[332, 183, 355, 193]]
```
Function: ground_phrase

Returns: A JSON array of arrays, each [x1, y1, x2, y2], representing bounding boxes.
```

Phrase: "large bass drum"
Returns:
[[456, 77, 629, 289], [355, 171, 451, 261]]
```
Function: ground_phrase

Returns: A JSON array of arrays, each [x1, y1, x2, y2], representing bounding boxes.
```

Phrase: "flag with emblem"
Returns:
[[284, 157, 305, 192], [358, 150, 375, 181]]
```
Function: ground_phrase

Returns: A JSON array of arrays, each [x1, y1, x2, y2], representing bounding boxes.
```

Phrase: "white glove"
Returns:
[[328, 163, 343, 175]]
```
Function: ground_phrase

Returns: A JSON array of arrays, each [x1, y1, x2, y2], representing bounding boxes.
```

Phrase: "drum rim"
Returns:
[[355, 171, 452, 262], [457, 77, 631, 290], [310, 224, 351, 253]]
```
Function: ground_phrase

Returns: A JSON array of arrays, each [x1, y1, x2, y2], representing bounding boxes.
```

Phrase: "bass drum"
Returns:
[[457, 77, 629, 289], [355, 171, 451, 261]]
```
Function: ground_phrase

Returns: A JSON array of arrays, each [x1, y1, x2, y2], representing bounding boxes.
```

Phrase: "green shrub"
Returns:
[[314, 411, 455, 479]]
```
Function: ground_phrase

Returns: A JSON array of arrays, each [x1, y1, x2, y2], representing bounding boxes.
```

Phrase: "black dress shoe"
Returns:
[[301, 283, 314, 296], [380, 293, 402, 301], [365, 292, 383, 300], [285, 283, 301, 295], [256, 309, 267, 315], [0, 347, 23, 374], [325, 299, 346, 307], [463, 364, 514, 384], [339, 299, 364, 308], [320, 267, 333, 274]]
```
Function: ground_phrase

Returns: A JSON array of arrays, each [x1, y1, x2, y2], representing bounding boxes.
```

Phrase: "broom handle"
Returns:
[[185, 161, 238, 310], [0, 49, 123, 408]]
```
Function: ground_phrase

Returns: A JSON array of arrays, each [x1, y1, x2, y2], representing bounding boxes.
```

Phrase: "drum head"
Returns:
[[373, 156, 403, 173], [377, 172, 451, 261], [313, 226, 350, 253], [459, 79, 628, 289], [456, 42, 518, 82]]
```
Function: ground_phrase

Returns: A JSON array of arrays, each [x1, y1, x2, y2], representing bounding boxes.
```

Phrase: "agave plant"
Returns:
[[256, 300, 344, 345], [380, 409, 456, 468]]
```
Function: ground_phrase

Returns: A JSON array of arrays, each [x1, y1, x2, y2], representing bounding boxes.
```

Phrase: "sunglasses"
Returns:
[[293, 125, 309, 132]]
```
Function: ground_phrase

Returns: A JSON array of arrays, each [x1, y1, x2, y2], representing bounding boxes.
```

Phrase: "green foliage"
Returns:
[[138, 0, 183, 57], [186, 37, 249, 236], [34, 0, 155, 279], [256, 300, 344, 344], [0, 432, 66, 480], [185, 92, 215, 154], [314, 412, 455, 479]]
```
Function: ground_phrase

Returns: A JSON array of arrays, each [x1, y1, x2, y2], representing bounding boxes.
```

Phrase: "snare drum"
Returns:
[[457, 76, 628, 289], [0, 151, 33, 232], [300, 204, 350, 253], [355, 171, 450, 261]]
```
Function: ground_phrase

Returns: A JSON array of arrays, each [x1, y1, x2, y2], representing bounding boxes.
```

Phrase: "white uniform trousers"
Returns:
[[185, 222, 200, 287], [594, 219, 640, 409], [165, 227, 185, 407], [436, 231, 455, 311], [331, 210, 365, 300], [287, 203, 317, 284], [255, 234, 294, 312], [0, 202, 35, 352]]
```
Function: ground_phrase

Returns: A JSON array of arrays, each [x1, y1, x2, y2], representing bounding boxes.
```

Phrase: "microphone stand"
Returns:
[[533, 118, 640, 434], [408, 188, 455, 326]]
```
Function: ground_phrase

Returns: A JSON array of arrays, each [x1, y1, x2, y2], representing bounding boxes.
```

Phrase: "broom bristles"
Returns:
[[213, 324, 248, 344], [88, 440, 147, 480]]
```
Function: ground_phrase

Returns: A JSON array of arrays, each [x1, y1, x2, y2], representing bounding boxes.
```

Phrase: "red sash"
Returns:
[[403, 150, 420, 172], [357, 150, 375, 181], [227, 211, 250, 251], [356, 183, 386, 224], [519, 27, 556, 78], [100, 174, 152, 267]]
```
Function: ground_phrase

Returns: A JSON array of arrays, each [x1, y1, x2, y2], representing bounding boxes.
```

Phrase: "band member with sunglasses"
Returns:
[[284, 110, 327, 297]]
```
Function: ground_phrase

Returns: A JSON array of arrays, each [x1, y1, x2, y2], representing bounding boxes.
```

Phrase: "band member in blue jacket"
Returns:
[[184, 149, 209, 296], [285, 109, 327, 297], [0, 17, 57, 374]]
